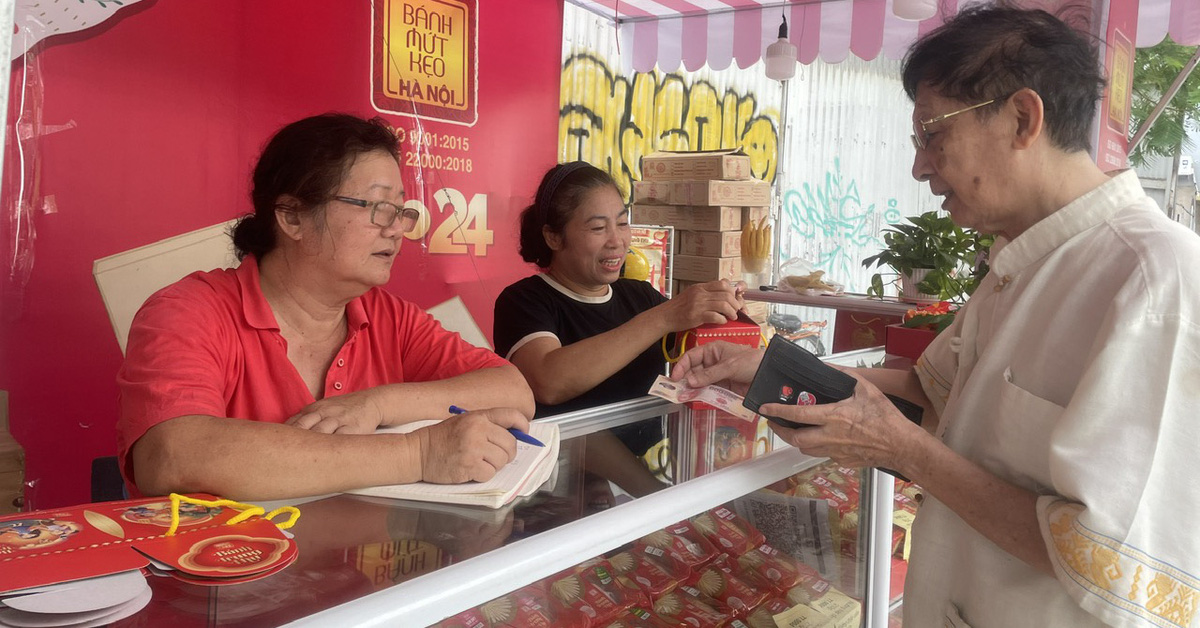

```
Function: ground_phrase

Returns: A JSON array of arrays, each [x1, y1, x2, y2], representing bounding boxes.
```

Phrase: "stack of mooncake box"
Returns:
[[632, 150, 770, 296]]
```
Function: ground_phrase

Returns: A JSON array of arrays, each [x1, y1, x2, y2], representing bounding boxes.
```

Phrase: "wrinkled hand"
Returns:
[[286, 390, 385, 434], [416, 408, 531, 484], [763, 370, 927, 472], [670, 341, 764, 396], [659, 280, 741, 332]]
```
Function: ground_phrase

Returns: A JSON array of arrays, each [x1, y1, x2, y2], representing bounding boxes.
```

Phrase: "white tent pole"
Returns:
[[772, 77, 790, 286], [1127, 46, 1200, 156]]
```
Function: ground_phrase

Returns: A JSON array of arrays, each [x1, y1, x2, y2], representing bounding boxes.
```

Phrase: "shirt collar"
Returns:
[[237, 255, 277, 330], [990, 170, 1145, 278], [537, 273, 613, 303], [236, 255, 370, 332]]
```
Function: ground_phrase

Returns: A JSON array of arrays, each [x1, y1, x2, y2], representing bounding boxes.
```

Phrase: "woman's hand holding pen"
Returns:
[[414, 408, 531, 484]]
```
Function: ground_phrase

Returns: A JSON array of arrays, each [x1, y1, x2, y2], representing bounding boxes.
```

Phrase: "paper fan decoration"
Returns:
[[840, 511, 860, 532], [550, 575, 583, 603]]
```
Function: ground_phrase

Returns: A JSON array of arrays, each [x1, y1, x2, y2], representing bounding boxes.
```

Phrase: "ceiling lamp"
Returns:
[[893, 0, 937, 21], [764, 15, 797, 81]]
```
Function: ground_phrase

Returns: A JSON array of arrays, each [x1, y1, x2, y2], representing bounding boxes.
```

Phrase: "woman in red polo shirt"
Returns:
[[117, 114, 535, 499]]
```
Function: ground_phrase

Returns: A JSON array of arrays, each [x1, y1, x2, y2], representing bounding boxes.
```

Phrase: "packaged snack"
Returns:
[[735, 542, 824, 594], [740, 596, 794, 628], [545, 559, 646, 626], [434, 609, 487, 628], [650, 587, 729, 627], [604, 606, 672, 628], [685, 555, 767, 618], [638, 520, 719, 570], [509, 582, 590, 628], [690, 506, 765, 557], [608, 546, 691, 599], [784, 574, 834, 607]]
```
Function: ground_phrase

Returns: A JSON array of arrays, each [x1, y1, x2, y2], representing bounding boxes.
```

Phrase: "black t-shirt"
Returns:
[[493, 274, 669, 419]]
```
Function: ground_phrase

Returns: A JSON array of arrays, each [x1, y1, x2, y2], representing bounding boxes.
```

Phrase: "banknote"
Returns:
[[647, 375, 758, 422]]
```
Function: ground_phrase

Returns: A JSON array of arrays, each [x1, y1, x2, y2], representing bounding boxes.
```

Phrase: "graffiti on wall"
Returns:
[[781, 158, 900, 292], [559, 52, 779, 200]]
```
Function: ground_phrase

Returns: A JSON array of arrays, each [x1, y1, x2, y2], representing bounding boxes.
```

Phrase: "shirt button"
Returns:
[[337, 358, 345, 367], [333, 382, 343, 391]]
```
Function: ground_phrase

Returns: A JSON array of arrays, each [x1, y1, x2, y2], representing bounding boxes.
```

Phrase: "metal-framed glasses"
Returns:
[[910, 98, 997, 151], [333, 196, 420, 232]]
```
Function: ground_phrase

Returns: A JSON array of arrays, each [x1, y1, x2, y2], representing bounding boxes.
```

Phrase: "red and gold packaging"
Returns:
[[637, 520, 719, 570], [603, 606, 673, 628], [608, 546, 691, 599], [544, 559, 647, 626], [735, 542, 823, 594], [689, 506, 765, 557], [741, 597, 795, 628], [650, 586, 729, 627], [684, 555, 767, 618]]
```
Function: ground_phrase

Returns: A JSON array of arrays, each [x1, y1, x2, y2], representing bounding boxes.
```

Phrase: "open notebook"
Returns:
[[346, 420, 560, 509]]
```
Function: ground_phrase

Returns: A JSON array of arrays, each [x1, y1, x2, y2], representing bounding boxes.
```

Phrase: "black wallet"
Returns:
[[742, 336, 923, 479]]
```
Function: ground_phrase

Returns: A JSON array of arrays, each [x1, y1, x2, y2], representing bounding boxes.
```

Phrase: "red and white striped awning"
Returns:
[[569, 0, 1200, 72]]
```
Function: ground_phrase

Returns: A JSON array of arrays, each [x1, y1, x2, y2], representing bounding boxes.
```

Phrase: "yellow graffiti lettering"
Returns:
[[560, 51, 780, 202]]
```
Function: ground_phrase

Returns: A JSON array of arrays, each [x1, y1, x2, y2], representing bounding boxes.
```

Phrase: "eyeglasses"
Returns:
[[910, 98, 998, 151], [333, 196, 420, 232]]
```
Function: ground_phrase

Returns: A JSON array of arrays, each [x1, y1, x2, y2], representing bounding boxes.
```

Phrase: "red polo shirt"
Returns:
[[116, 256, 509, 489]]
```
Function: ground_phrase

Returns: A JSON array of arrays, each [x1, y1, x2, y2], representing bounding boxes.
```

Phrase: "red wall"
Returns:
[[0, 0, 563, 508]]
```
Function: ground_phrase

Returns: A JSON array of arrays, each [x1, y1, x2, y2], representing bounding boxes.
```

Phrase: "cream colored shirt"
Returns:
[[908, 170, 1200, 628]]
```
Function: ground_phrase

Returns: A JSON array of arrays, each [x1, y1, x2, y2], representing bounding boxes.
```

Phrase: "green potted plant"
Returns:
[[862, 210, 992, 306], [861, 211, 993, 357]]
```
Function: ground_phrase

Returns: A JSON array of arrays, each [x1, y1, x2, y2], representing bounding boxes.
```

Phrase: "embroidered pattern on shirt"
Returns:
[[1047, 500, 1199, 627]]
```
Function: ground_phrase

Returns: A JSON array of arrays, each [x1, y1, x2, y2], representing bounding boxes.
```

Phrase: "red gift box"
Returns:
[[884, 324, 937, 360]]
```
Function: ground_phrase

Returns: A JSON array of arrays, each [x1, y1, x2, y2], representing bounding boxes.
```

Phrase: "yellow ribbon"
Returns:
[[166, 493, 301, 537]]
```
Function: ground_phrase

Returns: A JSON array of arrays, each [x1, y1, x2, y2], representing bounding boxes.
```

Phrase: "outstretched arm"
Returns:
[[512, 281, 740, 406], [131, 407, 529, 500], [287, 364, 535, 433]]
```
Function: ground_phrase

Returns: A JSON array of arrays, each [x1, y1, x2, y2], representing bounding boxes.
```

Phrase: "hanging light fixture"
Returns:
[[893, 0, 937, 21], [764, 15, 797, 81]]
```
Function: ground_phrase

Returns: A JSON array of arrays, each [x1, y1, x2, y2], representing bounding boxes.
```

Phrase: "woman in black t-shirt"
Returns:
[[494, 162, 742, 499]]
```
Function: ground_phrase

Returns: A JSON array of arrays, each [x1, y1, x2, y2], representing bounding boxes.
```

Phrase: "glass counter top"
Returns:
[[109, 396, 892, 627]]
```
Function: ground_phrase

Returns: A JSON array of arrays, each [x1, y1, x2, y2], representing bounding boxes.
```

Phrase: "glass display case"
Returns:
[[114, 390, 903, 628]]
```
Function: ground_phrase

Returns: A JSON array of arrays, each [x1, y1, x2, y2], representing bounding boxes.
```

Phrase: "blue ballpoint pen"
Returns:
[[448, 405, 545, 447]]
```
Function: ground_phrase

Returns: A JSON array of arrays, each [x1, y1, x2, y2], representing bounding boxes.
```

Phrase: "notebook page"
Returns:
[[347, 422, 559, 504]]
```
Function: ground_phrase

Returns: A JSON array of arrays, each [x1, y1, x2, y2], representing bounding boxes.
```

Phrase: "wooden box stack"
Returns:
[[633, 150, 769, 291], [0, 391, 24, 513]]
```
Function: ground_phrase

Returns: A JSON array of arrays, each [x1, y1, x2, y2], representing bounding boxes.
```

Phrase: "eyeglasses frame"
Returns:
[[332, 195, 420, 232], [910, 97, 1000, 151]]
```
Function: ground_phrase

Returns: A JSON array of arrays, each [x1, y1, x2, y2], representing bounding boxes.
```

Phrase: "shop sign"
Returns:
[[1097, 0, 1138, 171], [373, 0, 478, 126]]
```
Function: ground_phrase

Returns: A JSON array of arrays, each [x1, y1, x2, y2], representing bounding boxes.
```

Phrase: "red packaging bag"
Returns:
[[545, 559, 646, 626], [735, 542, 824, 594], [603, 606, 674, 628], [683, 555, 766, 618], [689, 506, 765, 557], [650, 587, 729, 628], [608, 547, 690, 599], [740, 597, 795, 628], [637, 520, 719, 570]]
